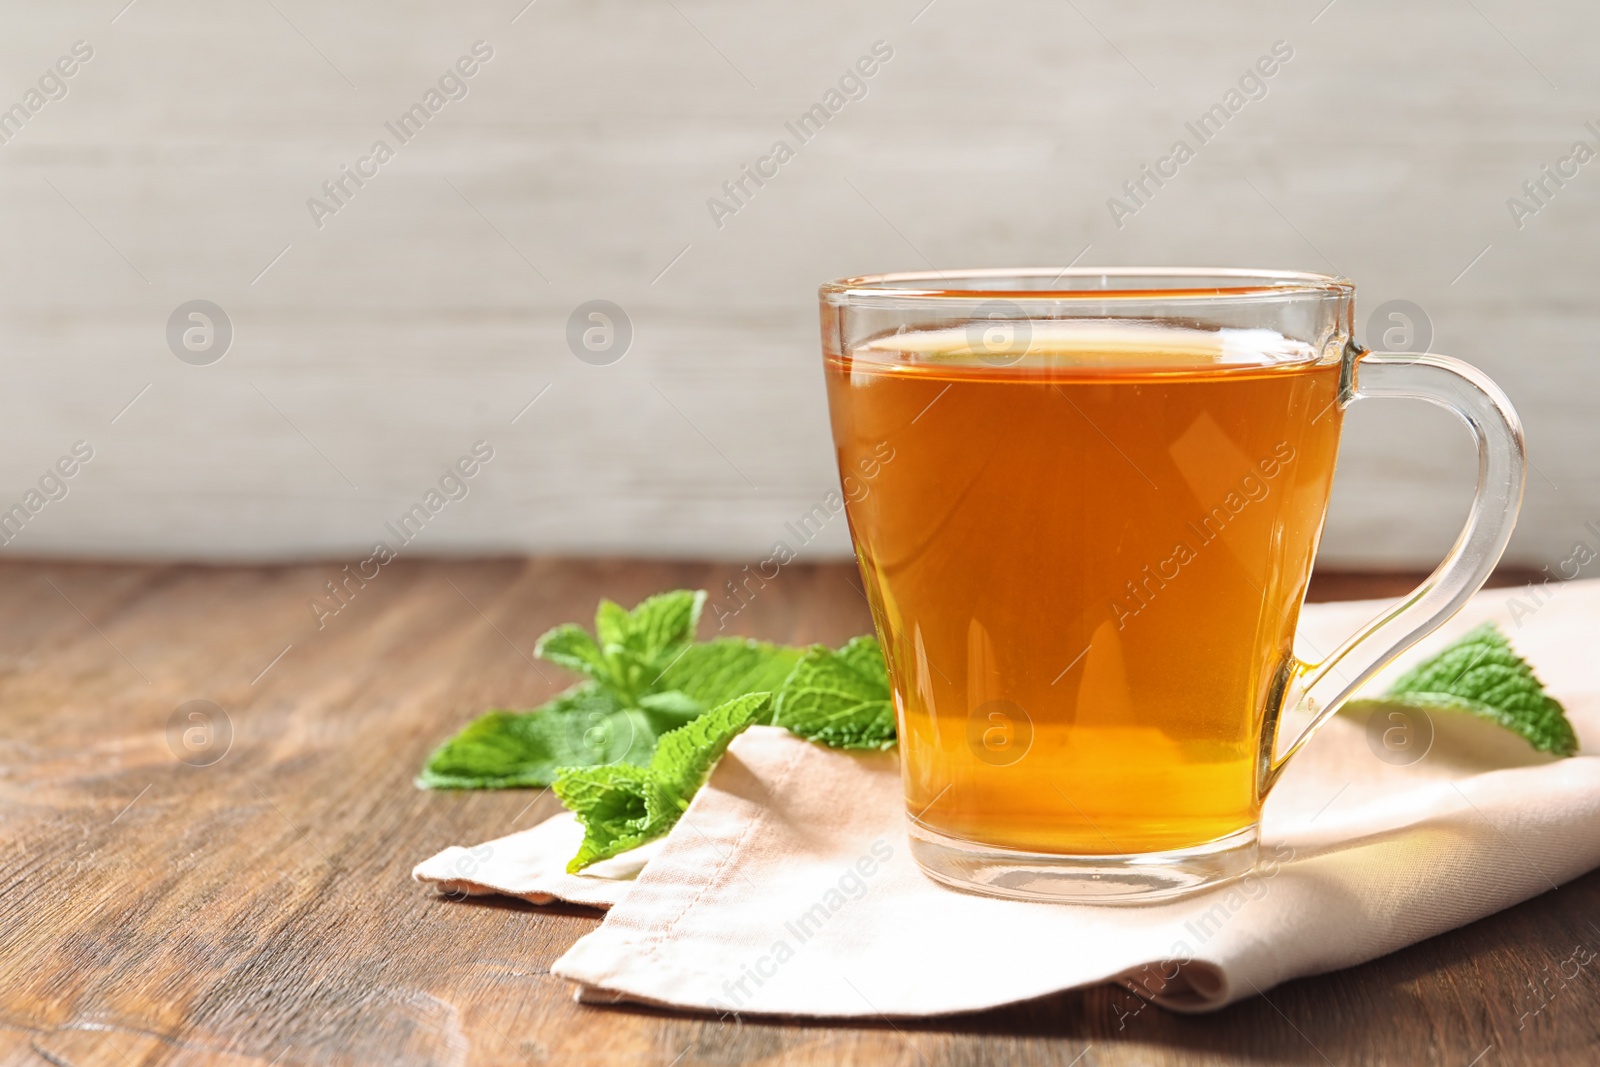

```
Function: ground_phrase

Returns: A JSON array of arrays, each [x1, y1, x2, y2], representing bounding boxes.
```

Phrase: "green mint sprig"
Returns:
[[416, 590, 888, 793], [416, 589, 894, 870], [1348, 621, 1578, 757]]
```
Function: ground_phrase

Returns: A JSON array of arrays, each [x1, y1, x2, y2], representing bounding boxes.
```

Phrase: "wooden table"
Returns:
[[2, 559, 1595, 1067]]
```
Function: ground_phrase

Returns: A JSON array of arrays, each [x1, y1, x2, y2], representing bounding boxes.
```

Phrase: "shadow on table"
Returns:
[[437, 892, 605, 921]]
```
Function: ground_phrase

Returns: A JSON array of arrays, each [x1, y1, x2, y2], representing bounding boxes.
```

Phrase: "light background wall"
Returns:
[[0, 0, 1595, 569]]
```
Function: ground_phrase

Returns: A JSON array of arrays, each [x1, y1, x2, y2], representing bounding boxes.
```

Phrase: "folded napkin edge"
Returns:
[[553, 925, 1254, 1018]]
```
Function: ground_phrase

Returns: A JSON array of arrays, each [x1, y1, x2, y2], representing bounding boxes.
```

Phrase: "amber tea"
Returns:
[[827, 321, 1343, 855]]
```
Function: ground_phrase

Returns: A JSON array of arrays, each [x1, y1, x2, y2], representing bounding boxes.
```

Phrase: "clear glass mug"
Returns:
[[819, 268, 1525, 902]]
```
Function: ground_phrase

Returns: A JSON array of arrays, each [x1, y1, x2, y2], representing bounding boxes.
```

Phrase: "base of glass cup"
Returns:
[[908, 823, 1260, 904]]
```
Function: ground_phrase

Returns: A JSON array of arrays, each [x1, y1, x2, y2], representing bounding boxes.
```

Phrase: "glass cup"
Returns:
[[819, 268, 1525, 902]]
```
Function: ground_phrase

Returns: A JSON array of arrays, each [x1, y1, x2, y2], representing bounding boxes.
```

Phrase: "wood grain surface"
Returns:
[[1, 558, 1594, 1067]]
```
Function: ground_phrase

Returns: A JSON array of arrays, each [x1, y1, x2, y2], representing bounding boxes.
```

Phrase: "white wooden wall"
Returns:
[[0, 0, 1595, 568]]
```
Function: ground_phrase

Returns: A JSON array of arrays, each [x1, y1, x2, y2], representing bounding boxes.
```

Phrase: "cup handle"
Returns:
[[1264, 348, 1527, 791]]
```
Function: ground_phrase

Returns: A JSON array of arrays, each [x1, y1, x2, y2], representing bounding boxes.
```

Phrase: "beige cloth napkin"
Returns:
[[414, 579, 1600, 1016]]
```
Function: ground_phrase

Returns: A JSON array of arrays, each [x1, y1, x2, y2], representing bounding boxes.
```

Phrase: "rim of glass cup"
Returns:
[[819, 267, 1355, 307]]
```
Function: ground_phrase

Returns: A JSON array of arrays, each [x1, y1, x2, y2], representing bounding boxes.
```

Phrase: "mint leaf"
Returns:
[[656, 637, 803, 712], [593, 599, 631, 650], [551, 763, 658, 871], [621, 589, 705, 665], [635, 689, 703, 719], [1354, 622, 1578, 757], [772, 636, 897, 750], [548, 590, 707, 705], [416, 685, 659, 789], [556, 693, 771, 872], [647, 692, 772, 806], [634, 689, 707, 735], [533, 624, 610, 681], [835, 634, 890, 691], [421, 590, 900, 798]]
